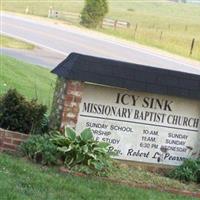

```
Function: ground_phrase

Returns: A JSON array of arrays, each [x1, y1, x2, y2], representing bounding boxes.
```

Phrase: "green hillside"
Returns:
[[0, 55, 56, 110]]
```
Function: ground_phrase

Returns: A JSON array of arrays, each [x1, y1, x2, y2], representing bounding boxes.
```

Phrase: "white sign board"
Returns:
[[76, 84, 200, 166]]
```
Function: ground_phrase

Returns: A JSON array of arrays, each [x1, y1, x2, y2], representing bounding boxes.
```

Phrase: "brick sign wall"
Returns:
[[50, 78, 200, 166], [0, 128, 29, 152]]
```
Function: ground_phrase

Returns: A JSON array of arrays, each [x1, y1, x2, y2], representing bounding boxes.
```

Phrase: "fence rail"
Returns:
[[102, 18, 130, 28], [48, 9, 130, 28]]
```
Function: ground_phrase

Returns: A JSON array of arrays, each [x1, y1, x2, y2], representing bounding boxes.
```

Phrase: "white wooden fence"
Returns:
[[47, 9, 130, 28]]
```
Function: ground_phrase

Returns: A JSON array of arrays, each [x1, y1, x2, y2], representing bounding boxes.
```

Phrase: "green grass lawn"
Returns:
[[0, 55, 56, 110], [2, 0, 200, 61], [108, 164, 200, 193], [1, 35, 35, 49], [0, 153, 197, 200]]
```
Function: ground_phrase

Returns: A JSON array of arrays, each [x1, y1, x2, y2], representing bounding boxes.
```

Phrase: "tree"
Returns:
[[80, 0, 108, 28]]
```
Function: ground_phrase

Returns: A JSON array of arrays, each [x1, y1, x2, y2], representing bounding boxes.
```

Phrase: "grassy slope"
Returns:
[[0, 153, 197, 200], [2, 0, 200, 60], [1, 35, 35, 49], [108, 164, 200, 192], [0, 55, 56, 110]]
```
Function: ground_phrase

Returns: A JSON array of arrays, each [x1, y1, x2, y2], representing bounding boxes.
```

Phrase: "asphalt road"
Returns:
[[1, 13, 200, 75]]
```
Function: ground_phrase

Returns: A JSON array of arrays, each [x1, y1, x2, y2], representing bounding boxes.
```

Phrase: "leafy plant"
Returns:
[[31, 114, 50, 135], [20, 135, 58, 165], [80, 0, 108, 28], [0, 89, 47, 134], [168, 159, 200, 183], [51, 128, 113, 174]]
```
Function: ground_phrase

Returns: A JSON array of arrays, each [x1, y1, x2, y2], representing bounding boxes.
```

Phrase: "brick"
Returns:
[[67, 80, 73, 85], [71, 80, 81, 86], [74, 96, 82, 103], [5, 130, 23, 139], [4, 131, 16, 138], [61, 117, 67, 123], [76, 84, 84, 92], [2, 143, 16, 150], [70, 102, 78, 107], [65, 94, 73, 102], [21, 134, 29, 140], [0, 129, 5, 137], [195, 193, 200, 198], [67, 82, 76, 91], [61, 121, 67, 128], [13, 140, 22, 145], [72, 118, 78, 124], [63, 106, 72, 112], [3, 137, 12, 144], [67, 90, 82, 97], [66, 121, 76, 128], [72, 106, 79, 114], [67, 87, 76, 93], [66, 113, 76, 118], [62, 111, 67, 117], [64, 101, 71, 107], [0, 138, 3, 146], [4, 129, 29, 140]]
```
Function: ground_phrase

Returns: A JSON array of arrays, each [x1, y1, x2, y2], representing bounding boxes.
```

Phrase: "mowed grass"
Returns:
[[0, 153, 197, 200], [2, 0, 200, 61], [108, 164, 200, 193], [1, 34, 35, 49], [0, 55, 56, 110]]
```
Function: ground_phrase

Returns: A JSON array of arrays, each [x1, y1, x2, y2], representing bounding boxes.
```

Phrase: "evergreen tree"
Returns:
[[80, 0, 108, 28]]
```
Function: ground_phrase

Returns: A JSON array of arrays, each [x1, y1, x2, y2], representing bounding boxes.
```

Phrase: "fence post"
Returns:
[[185, 25, 188, 31], [189, 38, 195, 56], [25, 6, 29, 14], [100, 20, 103, 29], [134, 24, 138, 39], [159, 31, 163, 40], [48, 6, 53, 18], [114, 20, 118, 29]]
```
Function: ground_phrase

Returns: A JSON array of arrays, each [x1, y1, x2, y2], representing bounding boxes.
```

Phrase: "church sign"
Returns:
[[51, 53, 200, 167], [76, 84, 200, 166]]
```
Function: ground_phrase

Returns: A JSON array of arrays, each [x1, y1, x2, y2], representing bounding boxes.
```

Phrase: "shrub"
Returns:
[[51, 127, 113, 175], [31, 113, 50, 135], [80, 0, 108, 28], [20, 134, 58, 165], [168, 159, 200, 183], [0, 89, 47, 134]]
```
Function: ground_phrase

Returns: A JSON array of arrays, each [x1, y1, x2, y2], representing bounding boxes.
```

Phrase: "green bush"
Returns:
[[0, 89, 47, 134], [168, 159, 200, 183], [20, 134, 58, 165], [80, 0, 108, 28], [51, 127, 113, 175]]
